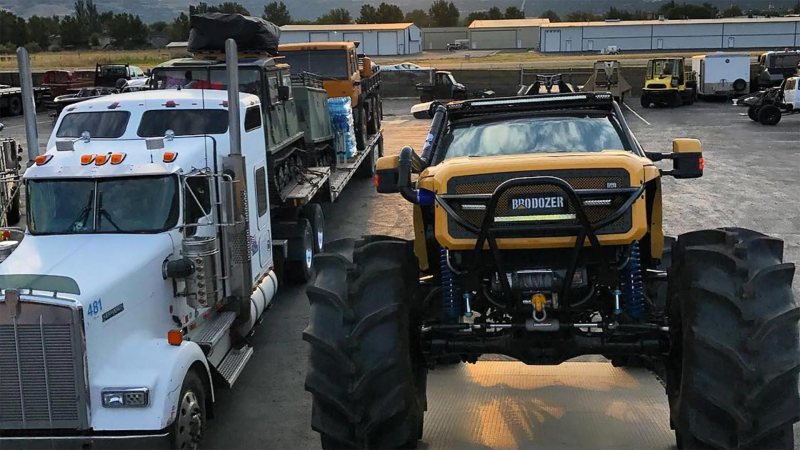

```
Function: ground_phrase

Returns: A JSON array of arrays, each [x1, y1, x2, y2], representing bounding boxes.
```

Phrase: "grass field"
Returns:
[[0, 49, 171, 71], [0, 47, 764, 72]]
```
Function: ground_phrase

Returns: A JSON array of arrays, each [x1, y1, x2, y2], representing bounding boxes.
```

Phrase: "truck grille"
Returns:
[[444, 169, 633, 239], [0, 298, 88, 430]]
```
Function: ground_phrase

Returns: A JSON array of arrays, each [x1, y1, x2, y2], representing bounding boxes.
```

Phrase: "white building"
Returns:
[[280, 23, 422, 55], [468, 18, 550, 50], [540, 17, 800, 53]]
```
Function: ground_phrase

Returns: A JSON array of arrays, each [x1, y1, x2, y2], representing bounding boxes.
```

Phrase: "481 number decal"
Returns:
[[87, 299, 103, 317]]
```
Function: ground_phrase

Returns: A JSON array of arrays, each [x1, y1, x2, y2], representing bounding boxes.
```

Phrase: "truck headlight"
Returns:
[[102, 388, 149, 408]]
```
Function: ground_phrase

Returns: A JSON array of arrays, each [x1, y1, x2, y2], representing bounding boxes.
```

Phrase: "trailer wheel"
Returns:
[[354, 106, 368, 151], [665, 228, 798, 449], [303, 203, 325, 254], [747, 106, 760, 121], [733, 78, 747, 92], [7, 96, 23, 116], [170, 370, 207, 450], [758, 104, 781, 125], [305, 237, 426, 449], [284, 219, 314, 284]]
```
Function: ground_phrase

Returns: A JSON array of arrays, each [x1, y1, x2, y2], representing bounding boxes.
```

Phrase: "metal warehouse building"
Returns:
[[279, 23, 422, 55], [421, 27, 468, 50], [469, 19, 550, 50], [540, 17, 800, 52], [468, 18, 551, 49]]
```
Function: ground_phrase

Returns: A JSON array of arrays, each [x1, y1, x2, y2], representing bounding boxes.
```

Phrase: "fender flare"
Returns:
[[89, 339, 213, 431]]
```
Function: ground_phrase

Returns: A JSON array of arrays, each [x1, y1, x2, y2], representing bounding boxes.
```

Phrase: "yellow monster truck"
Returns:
[[303, 92, 799, 449]]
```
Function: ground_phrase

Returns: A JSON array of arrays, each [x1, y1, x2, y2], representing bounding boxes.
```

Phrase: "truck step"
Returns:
[[192, 311, 237, 351], [216, 345, 254, 388]]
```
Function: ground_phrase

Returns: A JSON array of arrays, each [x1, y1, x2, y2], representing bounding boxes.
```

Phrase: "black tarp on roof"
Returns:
[[188, 13, 281, 55]]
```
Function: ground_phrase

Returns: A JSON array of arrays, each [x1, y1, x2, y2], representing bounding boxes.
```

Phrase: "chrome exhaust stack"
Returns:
[[220, 39, 253, 318], [15, 47, 40, 159]]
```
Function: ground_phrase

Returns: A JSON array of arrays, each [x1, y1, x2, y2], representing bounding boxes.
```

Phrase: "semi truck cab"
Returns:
[[0, 88, 278, 448]]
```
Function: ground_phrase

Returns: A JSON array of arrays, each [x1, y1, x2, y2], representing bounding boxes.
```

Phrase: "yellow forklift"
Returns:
[[641, 57, 697, 108]]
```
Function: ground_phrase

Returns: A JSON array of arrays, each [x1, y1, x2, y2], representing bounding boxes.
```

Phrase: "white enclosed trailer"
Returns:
[[691, 53, 750, 98]]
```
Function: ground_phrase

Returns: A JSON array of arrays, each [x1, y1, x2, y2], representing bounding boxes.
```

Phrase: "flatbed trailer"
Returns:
[[0, 85, 50, 116]]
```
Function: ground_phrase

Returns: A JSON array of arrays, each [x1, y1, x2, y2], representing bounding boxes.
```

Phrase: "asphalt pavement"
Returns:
[[1, 98, 798, 449]]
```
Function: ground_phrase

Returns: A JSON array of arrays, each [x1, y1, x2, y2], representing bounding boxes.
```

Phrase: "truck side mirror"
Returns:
[[667, 138, 703, 179], [278, 85, 290, 102], [375, 155, 401, 193]]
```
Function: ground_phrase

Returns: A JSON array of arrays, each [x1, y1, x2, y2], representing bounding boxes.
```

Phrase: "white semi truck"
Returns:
[[0, 38, 380, 448]]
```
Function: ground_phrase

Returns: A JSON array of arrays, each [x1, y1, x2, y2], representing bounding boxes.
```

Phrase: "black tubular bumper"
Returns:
[[435, 175, 644, 309], [0, 430, 171, 449]]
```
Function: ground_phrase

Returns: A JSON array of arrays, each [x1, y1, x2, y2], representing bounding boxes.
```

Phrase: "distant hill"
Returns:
[[0, 0, 797, 23]]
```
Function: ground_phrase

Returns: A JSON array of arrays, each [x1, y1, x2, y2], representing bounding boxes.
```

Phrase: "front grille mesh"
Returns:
[[0, 302, 85, 430], [445, 169, 632, 239]]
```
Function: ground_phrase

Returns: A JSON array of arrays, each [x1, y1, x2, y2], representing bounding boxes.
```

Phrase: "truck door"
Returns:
[[243, 106, 273, 276], [280, 70, 299, 137], [265, 70, 289, 147]]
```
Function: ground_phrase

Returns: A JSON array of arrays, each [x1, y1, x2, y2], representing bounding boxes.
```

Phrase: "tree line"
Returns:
[[2, 0, 799, 54]]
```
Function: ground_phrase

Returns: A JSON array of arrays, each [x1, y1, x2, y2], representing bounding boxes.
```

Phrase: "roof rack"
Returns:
[[447, 92, 615, 116], [290, 72, 324, 89]]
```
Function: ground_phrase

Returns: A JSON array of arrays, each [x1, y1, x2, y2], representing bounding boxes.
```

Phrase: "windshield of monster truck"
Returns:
[[439, 114, 630, 160]]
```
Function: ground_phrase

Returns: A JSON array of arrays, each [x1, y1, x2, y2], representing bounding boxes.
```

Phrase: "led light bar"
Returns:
[[469, 94, 589, 107], [494, 213, 577, 223]]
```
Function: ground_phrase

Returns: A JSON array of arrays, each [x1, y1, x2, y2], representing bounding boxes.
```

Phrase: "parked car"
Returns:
[[600, 45, 620, 55], [447, 39, 470, 51], [94, 64, 148, 88], [381, 62, 433, 72], [42, 70, 94, 97]]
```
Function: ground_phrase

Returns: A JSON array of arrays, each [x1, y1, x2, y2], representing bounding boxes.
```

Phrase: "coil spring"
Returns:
[[440, 248, 461, 322], [621, 241, 645, 320]]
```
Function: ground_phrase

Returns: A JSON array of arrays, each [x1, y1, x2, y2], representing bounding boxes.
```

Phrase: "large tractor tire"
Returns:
[[304, 236, 427, 449], [758, 104, 782, 125], [747, 106, 760, 121], [666, 228, 799, 449]]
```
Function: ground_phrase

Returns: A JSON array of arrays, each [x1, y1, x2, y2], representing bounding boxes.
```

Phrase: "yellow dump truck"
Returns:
[[279, 41, 382, 150]]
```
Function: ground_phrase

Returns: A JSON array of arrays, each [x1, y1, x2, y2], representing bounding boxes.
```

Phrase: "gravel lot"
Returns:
[[1, 97, 798, 449]]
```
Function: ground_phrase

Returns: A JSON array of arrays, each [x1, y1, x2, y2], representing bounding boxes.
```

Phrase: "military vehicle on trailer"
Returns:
[[279, 41, 382, 151], [303, 92, 799, 449]]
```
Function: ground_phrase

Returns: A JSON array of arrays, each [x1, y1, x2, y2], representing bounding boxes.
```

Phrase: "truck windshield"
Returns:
[[56, 111, 130, 138], [441, 115, 628, 159], [138, 109, 229, 137], [151, 67, 262, 95], [768, 53, 800, 69], [647, 60, 679, 78], [28, 176, 179, 234], [281, 50, 348, 79]]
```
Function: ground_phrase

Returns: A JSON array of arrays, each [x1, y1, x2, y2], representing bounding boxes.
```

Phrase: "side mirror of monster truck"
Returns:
[[375, 155, 401, 193], [668, 138, 703, 179], [647, 138, 704, 179]]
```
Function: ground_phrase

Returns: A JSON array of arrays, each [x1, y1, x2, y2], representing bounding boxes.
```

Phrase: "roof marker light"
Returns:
[[107, 102, 121, 110], [95, 154, 110, 165], [110, 153, 127, 165], [34, 155, 53, 166], [163, 100, 178, 108], [163, 152, 178, 163], [80, 154, 95, 165]]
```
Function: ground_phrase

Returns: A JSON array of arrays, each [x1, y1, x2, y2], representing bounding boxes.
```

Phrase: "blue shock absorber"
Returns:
[[440, 248, 460, 322], [621, 241, 645, 320]]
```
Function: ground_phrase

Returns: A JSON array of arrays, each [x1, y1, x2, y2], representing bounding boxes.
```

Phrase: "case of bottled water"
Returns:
[[327, 97, 357, 159]]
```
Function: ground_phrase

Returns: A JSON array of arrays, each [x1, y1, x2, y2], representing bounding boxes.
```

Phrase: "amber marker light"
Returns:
[[110, 153, 127, 165], [35, 155, 53, 166], [167, 329, 183, 346], [94, 154, 110, 165]]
